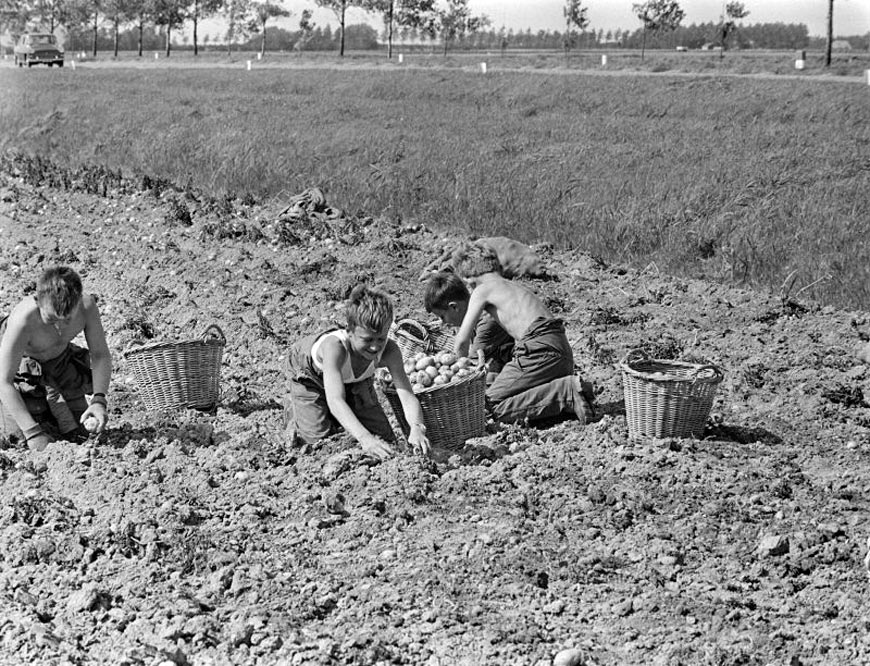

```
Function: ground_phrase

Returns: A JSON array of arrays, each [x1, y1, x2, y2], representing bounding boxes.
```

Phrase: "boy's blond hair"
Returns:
[[36, 266, 83, 317], [345, 285, 394, 332], [453, 241, 502, 279]]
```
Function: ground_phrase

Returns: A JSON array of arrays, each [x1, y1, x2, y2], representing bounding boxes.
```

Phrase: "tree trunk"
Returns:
[[339, 3, 346, 56], [641, 27, 646, 60], [260, 19, 266, 57], [92, 11, 98, 57], [825, 0, 834, 67], [165, 22, 172, 57], [387, 0, 393, 59], [114, 18, 119, 57], [138, 20, 143, 56], [193, 6, 199, 56]]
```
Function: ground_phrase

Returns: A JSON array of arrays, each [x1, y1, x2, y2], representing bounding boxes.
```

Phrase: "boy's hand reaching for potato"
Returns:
[[359, 433, 394, 460]]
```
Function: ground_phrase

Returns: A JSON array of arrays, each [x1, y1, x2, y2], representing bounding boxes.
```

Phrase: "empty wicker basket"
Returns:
[[391, 319, 455, 359], [124, 324, 225, 412], [383, 367, 486, 450], [620, 350, 723, 440]]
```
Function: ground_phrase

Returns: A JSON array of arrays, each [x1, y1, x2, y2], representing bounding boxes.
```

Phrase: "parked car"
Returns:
[[14, 33, 64, 68], [675, 45, 688, 52]]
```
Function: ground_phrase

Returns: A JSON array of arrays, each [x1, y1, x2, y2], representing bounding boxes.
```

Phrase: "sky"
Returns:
[[196, 0, 870, 42]]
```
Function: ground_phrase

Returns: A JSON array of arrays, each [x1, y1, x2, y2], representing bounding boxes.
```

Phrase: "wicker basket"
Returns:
[[620, 350, 723, 440], [124, 324, 226, 412], [382, 367, 486, 450], [391, 319, 455, 359]]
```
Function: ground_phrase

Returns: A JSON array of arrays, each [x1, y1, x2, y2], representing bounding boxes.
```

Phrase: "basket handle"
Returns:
[[201, 324, 226, 344], [394, 319, 429, 344], [691, 364, 723, 382], [622, 349, 650, 367]]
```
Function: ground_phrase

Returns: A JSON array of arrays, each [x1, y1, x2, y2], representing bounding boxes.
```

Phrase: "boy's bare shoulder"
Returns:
[[9, 296, 39, 322]]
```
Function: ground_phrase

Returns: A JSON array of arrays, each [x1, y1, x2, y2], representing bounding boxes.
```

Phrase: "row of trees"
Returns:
[[629, 0, 847, 65], [0, 0, 490, 58], [1, 0, 855, 62]]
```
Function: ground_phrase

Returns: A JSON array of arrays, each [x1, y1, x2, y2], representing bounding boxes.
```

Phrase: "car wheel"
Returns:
[[48, 62, 53, 67], [58, 62, 64, 68]]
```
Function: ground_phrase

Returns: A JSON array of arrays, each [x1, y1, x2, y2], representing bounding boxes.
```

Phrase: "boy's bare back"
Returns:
[[466, 274, 552, 341]]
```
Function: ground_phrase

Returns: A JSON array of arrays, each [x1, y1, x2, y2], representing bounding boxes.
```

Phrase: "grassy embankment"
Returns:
[[1, 63, 868, 308]]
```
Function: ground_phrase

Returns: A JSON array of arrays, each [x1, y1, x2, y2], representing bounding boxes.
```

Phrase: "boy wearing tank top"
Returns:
[[284, 285, 430, 459]]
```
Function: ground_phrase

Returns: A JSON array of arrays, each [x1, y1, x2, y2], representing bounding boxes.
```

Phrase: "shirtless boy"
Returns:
[[424, 244, 593, 425], [0, 266, 112, 451]]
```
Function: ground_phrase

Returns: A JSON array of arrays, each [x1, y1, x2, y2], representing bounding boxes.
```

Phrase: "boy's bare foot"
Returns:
[[571, 375, 594, 425]]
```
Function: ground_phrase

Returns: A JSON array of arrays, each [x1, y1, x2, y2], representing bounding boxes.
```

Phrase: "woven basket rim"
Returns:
[[383, 365, 484, 396], [620, 353, 723, 385], [124, 324, 226, 359]]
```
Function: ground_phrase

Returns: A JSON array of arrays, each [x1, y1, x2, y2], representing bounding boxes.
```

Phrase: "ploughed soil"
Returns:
[[1, 154, 870, 666]]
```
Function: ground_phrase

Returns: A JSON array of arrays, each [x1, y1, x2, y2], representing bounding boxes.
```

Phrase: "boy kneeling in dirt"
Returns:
[[284, 285, 430, 459], [0, 266, 112, 451], [424, 244, 594, 425]]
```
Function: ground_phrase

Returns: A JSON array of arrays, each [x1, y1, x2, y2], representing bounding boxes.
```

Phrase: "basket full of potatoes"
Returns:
[[379, 350, 486, 450]]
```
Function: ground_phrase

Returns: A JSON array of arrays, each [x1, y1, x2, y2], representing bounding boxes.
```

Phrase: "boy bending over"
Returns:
[[284, 285, 430, 459], [424, 245, 593, 425], [0, 266, 112, 451]]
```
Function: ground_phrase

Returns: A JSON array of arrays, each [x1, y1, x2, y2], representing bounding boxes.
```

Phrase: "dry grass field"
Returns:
[[2, 52, 869, 308]]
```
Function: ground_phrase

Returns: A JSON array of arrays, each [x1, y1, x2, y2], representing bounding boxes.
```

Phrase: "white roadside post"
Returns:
[[247, 60, 252, 70], [398, 53, 403, 64], [601, 54, 607, 66], [480, 62, 487, 74], [865, 70, 870, 86], [795, 49, 805, 71], [256, 52, 262, 61]]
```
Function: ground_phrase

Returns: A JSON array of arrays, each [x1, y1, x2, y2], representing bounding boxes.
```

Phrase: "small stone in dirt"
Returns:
[[758, 534, 790, 557], [613, 599, 634, 617], [817, 522, 844, 539], [66, 583, 101, 613], [322, 489, 349, 516], [552, 647, 585, 666], [544, 599, 566, 615]]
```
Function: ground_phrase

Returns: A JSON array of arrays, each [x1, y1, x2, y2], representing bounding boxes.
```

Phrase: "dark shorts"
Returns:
[[486, 317, 574, 403], [284, 330, 394, 447]]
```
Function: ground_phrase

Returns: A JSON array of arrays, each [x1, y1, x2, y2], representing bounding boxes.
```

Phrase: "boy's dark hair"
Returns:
[[36, 266, 83, 317], [345, 284, 394, 331], [424, 272, 469, 313], [453, 241, 502, 278]]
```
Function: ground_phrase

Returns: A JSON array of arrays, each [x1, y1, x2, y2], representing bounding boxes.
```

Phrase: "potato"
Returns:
[[424, 365, 439, 378], [433, 375, 448, 385], [438, 365, 453, 376], [418, 373, 433, 388], [439, 352, 457, 366], [415, 356, 435, 371], [454, 356, 471, 369], [404, 360, 416, 375]]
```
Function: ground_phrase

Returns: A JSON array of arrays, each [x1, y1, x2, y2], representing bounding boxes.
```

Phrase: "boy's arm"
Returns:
[[78, 296, 112, 432], [453, 288, 488, 358], [0, 312, 45, 441], [321, 338, 393, 459], [381, 341, 429, 456]]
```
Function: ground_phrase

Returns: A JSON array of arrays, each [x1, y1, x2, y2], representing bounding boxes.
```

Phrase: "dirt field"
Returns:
[[1, 155, 870, 665]]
